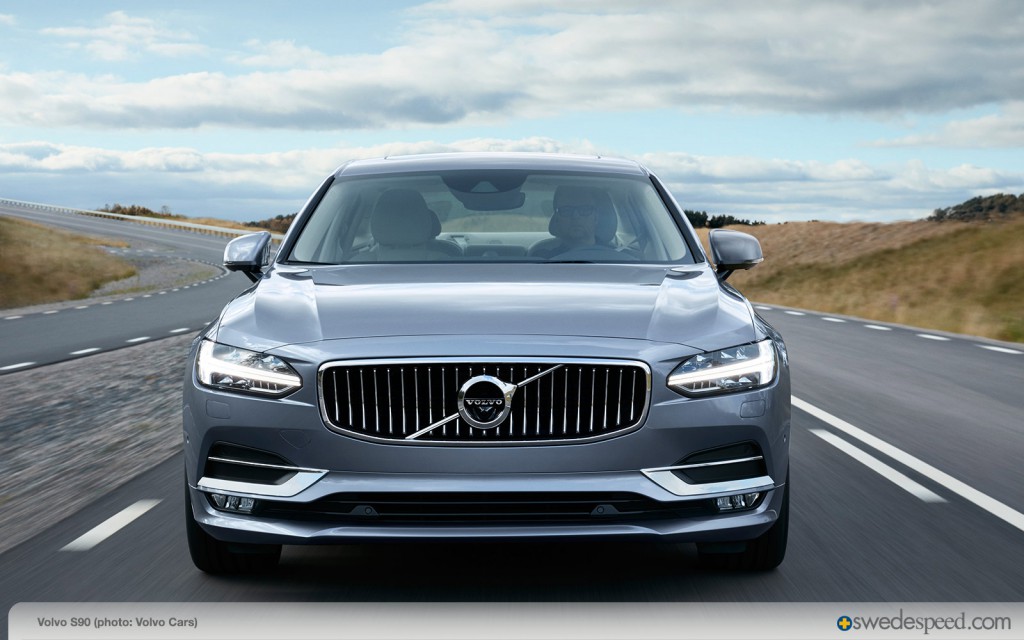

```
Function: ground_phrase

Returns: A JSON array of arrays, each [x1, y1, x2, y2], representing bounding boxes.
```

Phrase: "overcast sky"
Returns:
[[1, 1, 1022, 223]]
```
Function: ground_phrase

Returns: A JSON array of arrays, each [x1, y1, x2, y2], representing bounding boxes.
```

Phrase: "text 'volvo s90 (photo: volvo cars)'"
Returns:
[[183, 152, 790, 573]]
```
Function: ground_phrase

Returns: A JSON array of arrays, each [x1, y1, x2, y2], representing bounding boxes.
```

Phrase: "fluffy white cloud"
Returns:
[[871, 102, 1024, 148], [40, 11, 206, 61], [5, 2, 1021, 132]]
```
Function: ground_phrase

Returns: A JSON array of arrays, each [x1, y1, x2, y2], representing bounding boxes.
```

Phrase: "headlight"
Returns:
[[668, 339, 776, 396], [196, 340, 301, 396]]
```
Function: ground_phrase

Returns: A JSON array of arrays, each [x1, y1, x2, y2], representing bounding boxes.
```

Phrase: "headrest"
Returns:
[[550, 185, 618, 244], [371, 189, 442, 246]]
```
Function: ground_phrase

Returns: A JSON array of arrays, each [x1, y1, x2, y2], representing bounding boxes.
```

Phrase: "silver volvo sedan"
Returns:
[[183, 152, 791, 573]]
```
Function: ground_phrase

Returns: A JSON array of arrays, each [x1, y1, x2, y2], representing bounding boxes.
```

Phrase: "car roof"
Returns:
[[334, 152, 650, 178]]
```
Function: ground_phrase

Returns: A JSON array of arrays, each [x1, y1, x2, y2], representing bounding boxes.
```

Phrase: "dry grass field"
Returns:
[[698, 218, 1024, 342], [0, 217, 136, 308]]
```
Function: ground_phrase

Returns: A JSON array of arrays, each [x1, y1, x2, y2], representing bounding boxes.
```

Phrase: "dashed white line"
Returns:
[[169, 328, 191, 334], [785, 311, 806, 316], [101, 301, 113, 305], [75, 305, 89, 310], [1, 362, 35, 371], [4, 316, 22, 320], [70, 348, 101, 355], [979, 345, 1022, 355], [917, 334, 951, 341], [822, 317, 845, 323], [126, 336, 150, 343], [794, 396, 1024, 534], [61, 500, 161, 552], [810, 429, 945, 503], [864, 324, 892, 331], [43, 310, 59, 315]]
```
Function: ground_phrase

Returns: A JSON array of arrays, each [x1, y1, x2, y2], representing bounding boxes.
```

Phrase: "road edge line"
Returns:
[[794, 396, 1024, 534]]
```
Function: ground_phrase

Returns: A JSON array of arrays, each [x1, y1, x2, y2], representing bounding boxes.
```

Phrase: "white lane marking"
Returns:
[[75, 305, 88, 309], [4, 316, 22, 320], [864, 324, 892, 331], [822, 317, 846, 323], [755, 306, 771, 311], [979, 345, 1022, 355], [794, 397, 1024, 534], [1, 362, 35, 371], [43, 310, 59, 315], [810, 429, 945, 503], [785, 311, 806, 316], [170, 328, 191, 334], [126, 336, 150, 343], [61, 500, 161, 551], [70, 348, 101, 355], [101, 301, 113, 305], [124, 297, 134, 301], [143, 294, 152, 298], [917, 333, 950, 341]]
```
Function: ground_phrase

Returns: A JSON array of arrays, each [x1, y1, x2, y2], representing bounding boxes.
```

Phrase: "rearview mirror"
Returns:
[[224, 232, 272, 283], [708, 229, 763, 280]]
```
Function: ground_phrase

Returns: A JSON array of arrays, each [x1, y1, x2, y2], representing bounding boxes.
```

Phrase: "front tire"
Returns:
[[185, 480, 281, 574]]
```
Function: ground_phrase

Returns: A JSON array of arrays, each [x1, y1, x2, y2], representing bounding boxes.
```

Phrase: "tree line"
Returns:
[[928, 193, 1023, 222], [683, 210, 764, 228], [98, 203, 180, 219]]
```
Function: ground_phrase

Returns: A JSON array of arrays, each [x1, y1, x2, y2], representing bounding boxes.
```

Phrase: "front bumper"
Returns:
[[187, 472, 785, 545], [183, 334, 790, 545]]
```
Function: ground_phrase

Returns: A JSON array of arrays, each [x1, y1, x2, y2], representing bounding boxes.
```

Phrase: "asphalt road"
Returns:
[[0, 204, 249, 372], [1, 206, 1022, 626]]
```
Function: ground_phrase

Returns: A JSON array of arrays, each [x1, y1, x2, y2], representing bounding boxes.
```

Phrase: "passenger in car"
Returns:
[[529, 185, 621, 259]]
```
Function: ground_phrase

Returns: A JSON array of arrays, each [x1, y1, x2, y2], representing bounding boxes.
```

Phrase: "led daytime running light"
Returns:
[[668, 340, 776, 396], [197, 340, 301, 396]]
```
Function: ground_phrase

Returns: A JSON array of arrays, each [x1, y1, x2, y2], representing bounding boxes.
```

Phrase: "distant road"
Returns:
[[0, 203, 251, 372]]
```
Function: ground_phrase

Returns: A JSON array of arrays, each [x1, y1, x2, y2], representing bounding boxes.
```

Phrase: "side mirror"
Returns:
[[708, 229, 763, 281], [224, 232, 272, 283]]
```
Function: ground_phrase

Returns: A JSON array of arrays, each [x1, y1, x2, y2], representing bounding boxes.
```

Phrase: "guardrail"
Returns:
[[0, 197, 287, 241]]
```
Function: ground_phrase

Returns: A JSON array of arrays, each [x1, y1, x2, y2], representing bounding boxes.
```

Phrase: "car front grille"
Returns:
[[319, 359, 650, 443], [257, 491, 712, 524]]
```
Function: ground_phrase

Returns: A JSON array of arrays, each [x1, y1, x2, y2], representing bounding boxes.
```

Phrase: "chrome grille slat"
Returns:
[[320, 359, 650, 444]]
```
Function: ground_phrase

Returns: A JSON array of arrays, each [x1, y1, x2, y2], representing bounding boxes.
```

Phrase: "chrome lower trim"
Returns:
[[206, 456, 324, 473], [197, 468, 327, 498], [647, 455, 764, 471], [641, 470, 776, 498]]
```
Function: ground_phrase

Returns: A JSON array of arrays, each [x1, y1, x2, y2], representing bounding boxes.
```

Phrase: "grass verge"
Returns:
[[704, 219, 1024, 343], [0, 217, 137, 309]]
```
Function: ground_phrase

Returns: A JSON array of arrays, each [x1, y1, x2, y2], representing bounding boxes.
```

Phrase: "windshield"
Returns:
[[286, 170, 694, 264]]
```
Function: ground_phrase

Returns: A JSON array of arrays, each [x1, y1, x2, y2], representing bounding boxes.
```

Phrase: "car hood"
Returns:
[[213, 264, 757, 353]]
